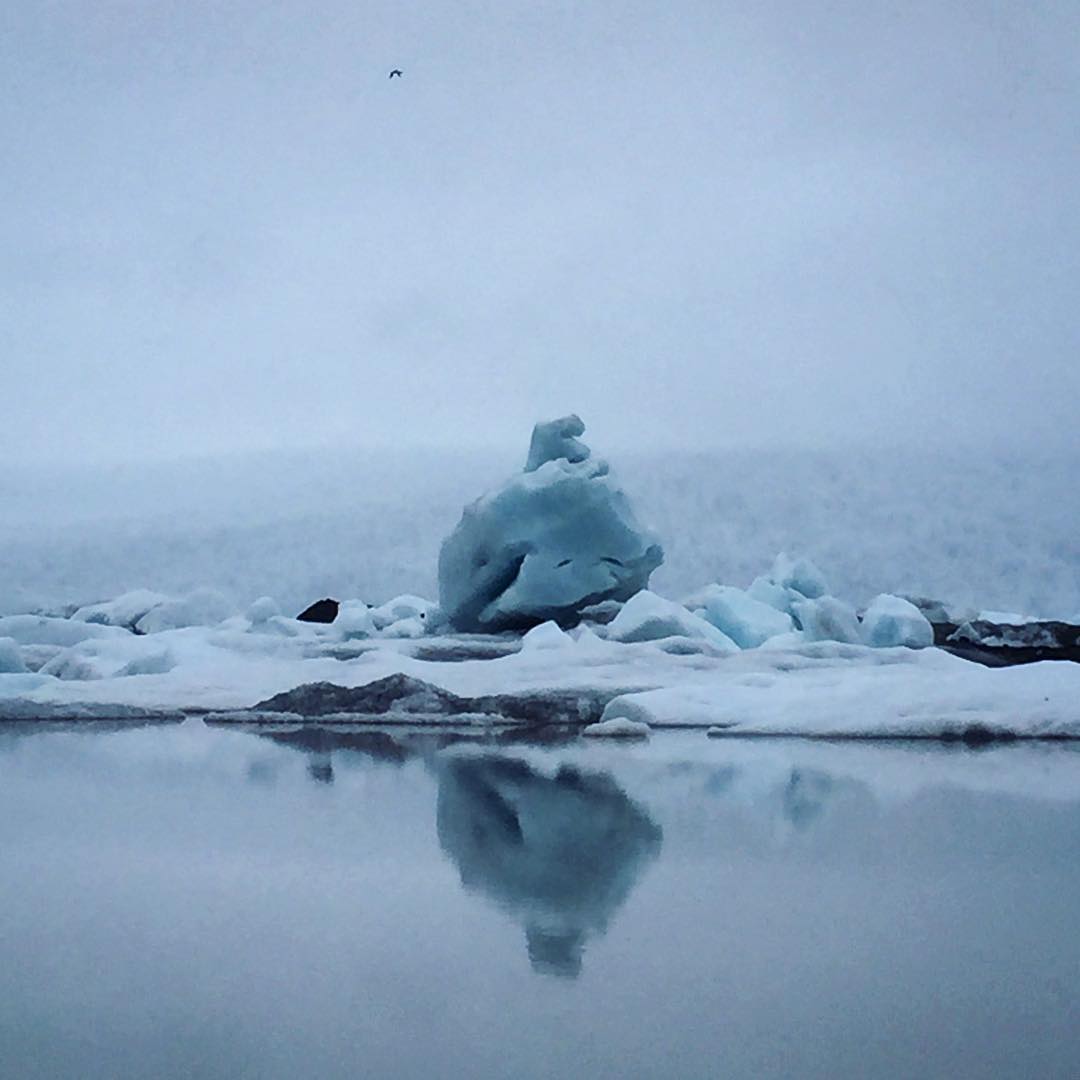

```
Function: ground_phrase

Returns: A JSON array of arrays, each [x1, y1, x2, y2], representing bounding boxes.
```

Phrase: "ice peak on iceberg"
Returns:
[[525, 414, 592, 473]]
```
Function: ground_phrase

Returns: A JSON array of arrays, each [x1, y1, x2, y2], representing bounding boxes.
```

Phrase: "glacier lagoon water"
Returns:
[[2, 724, 1078, 1080]]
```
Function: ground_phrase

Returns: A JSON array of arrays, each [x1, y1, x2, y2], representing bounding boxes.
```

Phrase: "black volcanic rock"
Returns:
[[254, 674, 470, 716], [938, 619, 1080, 667], [250, 673, 620, 725], [296, 598, 340, 623]]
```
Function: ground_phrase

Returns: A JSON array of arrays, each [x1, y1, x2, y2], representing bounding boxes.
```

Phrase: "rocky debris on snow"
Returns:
[[244, 673, 622, 726], [941, 619, 1080, 667]]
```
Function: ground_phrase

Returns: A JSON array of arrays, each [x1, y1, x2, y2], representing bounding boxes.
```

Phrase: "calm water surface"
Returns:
[[1, 722, 1078, 1079]]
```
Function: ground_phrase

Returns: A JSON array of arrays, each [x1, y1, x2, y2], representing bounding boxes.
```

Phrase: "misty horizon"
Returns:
[[4, 1, 1079, 463]]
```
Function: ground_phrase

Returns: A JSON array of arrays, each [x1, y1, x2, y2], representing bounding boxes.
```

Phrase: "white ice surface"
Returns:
[[600, 643, 1080, 737], [582, 718, 651, 738], [1, 612, 1077, 738]]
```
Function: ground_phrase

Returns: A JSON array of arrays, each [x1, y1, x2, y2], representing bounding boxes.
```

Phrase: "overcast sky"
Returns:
[[3, 0, 1078, 462]]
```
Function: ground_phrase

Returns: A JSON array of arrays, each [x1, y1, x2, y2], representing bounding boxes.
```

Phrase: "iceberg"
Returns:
[[370, 594, 442, 633], [606, 590, 737, 650], [334, 600, 376, 640], [73, 590, 169, 631], [135, 588, 232, 634], [769, 552, 829, 600], [438, 416, 664, 632], [521, 621, 574, 650], [0, 614, 129, 648], [693, 585, 794, 648], [861, 594, 934, 649], [791, 595, 862, 644]]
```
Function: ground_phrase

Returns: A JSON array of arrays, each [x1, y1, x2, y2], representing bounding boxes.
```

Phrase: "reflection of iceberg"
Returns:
[[436, 755, 661, 977]]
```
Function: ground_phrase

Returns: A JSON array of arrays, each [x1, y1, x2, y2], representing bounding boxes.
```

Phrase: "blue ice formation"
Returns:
[[791, 595, 862, 644], [438, 416, 664, 632], [525, 413, 592, 472], [690, 585, 794, 648], [607, 590, 737, 650], [860, 594, 934, 648]]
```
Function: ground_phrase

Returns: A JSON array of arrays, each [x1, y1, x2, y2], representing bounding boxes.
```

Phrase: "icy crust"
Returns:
[[0, 549, 1074, 737], [599, 644, 1080, 739], [2, 602, 1079, 738], [438, 417, 664, 632]]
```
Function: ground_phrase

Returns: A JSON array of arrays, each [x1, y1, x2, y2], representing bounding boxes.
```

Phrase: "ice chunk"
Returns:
[[0, 614, 129, 647], [582, 717, 651, 738], [39, 648, 101, 680], [370, 594, 441, 631], [694, 585, 794, 648], [335, 600, 376, 640], [135, 589, 232, 634], [792, 595, 862, 644], [246, 596, 281, 625], [73, 589, 169, 631], [438, 417, 663, 632], [116, 649, 175, 677], [522, 621, 573, 650], [0, 637, 27, 674], [746, 575, 797, 615], [379, 615, 428, 639], [769, 552, 828, 599], [606, 591, 737, 650], [861, 594, 934, 649], [525, 413, 591, 472]]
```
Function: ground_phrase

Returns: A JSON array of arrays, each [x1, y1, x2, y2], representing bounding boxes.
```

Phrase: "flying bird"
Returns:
[[389, 69, 403, 78]]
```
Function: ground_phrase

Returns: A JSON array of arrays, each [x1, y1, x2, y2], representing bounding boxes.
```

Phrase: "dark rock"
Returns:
[[938, 619, 1080, 667], [296, 598, 340, 623], [254, 674, 470, 716], [940, 724, 1020, 746], [250, 673, 625, 725]]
